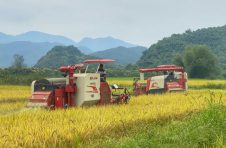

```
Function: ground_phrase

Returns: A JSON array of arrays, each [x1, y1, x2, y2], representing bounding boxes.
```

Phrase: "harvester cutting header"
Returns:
[[133, 64, 188, 95], [28, 59, 130, 109]]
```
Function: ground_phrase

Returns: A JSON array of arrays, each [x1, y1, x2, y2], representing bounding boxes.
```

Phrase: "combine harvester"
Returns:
[[28, 59, 130, 109], [133, 64, 188, 95]]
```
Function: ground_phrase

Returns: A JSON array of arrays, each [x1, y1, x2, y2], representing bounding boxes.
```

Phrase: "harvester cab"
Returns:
[[83, 59, 130, 104], [28, 59, 130, 109], [133, 64, 188, 95]]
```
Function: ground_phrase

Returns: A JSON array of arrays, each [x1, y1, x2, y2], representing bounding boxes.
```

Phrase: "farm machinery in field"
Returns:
[[133, 64, 188, 95], [27, 59, 130, 109]]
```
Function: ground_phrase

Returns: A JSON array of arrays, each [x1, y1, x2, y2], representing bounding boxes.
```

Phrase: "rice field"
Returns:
[[0, 85, 30, 114], [108, 77, 226, 87], [0, 79, 226, 147]]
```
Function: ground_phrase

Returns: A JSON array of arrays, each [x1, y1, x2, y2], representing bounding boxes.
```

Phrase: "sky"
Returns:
[[0, 0, 226, 47]]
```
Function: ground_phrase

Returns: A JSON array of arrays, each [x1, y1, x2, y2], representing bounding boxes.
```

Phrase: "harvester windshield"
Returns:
[[83, 59, 114, 72], [83, 59, 115, 82]]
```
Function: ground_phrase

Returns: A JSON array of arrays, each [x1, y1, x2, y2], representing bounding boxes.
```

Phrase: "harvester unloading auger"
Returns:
[[133, 64, 188, 95], [27, 59, 130, 109]]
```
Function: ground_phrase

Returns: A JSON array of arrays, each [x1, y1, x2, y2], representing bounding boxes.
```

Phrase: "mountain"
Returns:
[[137, 25, 226, 69], [0, 31, 141, 54], [0, 31, 77, 45], [0, 31, 93, 54], [77, 46, 93, 54], [0, 32, 14, 43], [90, 46, 147, 65], [0, 31, 141, 67], [35, 45, 91, 68], [14, 31, 77, 45], [78, 36, 138, 52], [0, 41, 59, 67]]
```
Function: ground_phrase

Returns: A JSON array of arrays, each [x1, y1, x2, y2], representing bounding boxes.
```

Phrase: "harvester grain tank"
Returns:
[[27, 59, 130, 109], [133, 64, 188, 95]]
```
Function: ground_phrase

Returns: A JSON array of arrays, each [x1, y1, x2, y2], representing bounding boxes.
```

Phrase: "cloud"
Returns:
[[0, 0, 226, 46]]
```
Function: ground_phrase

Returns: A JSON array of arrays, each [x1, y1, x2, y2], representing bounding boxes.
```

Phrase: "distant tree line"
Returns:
[[0, 55, 139, 85], [1, 42, 225, 85], [3, 25, 226, 85], [0, 68, 62, 85]]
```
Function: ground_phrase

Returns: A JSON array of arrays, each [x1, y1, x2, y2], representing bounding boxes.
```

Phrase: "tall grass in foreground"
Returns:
[[104, 92, 226, 147]]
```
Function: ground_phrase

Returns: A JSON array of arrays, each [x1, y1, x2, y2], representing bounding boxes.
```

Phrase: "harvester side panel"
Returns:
[[74, 73, 100, 106], [148, 76, 165, 90]]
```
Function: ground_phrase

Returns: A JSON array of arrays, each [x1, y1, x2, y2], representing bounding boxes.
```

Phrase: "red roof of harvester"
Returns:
[[157, 64, 176, 68], [83, 59, 115, 63], [139, 66, 184, 73]]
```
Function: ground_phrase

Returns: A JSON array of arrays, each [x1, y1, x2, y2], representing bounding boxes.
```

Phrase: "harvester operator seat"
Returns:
[[97, 64, 106, 82], [165, 71, 176, 82]]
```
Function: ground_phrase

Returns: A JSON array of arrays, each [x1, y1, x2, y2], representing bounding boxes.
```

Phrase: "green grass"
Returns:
[[95, 96, 226, 147]]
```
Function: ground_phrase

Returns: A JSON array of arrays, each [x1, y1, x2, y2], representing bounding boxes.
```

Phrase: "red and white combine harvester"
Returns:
[[28, 59, 130, 109], [133, 65, 188, 95]]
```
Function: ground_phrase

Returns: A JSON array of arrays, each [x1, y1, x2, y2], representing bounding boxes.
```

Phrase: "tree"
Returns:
[[173, 54, 184, 67], [173, 45, 220, 78], [185, 28, 192, 34], [11, 54, 26, 69]]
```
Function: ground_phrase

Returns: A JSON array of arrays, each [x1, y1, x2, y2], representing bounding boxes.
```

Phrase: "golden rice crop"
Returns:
[[188, 79, 226, 86], [0, 85, 30, 114], [0, 79, 226, 147], [0, 92, 224, 147], [108, 78, 226, 87], [0, 85, 30, 100], [108, 78, 134, 87]]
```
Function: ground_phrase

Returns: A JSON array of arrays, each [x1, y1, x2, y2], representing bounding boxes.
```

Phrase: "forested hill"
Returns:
[[35, 46, 92, 68], [137, 25, 226, 69]]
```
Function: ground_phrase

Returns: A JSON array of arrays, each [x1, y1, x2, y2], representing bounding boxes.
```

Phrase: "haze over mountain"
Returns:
[[0, 31, 140, 67], [90, 46, 147, 65], [78, 36, 138, 52], [0, 41, 58, 67], [0, 31, 138, 53], [0, 31, 92, 55], [137, 25, 226, 69], [0, 31, 77, 45]]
